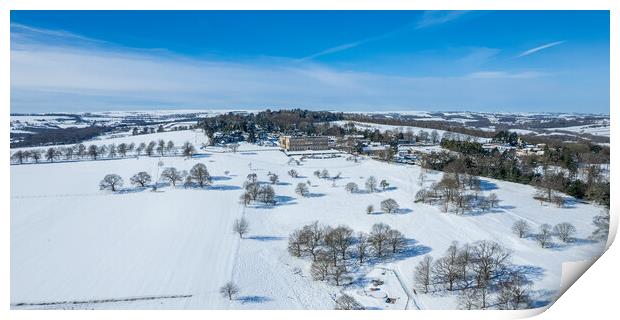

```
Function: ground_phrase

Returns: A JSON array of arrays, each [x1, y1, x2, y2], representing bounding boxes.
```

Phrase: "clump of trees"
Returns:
[[416, 172, 497, 215], [414, 240, 532, 310], [240, 174, 276, 206], [288, 222, 409, 286], [529, 222, 578, 248]]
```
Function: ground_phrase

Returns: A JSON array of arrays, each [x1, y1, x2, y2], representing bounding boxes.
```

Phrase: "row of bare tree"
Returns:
[[11, 140, 197, 164], [98, 163, 213, 191], [415, 172, 499, 214]]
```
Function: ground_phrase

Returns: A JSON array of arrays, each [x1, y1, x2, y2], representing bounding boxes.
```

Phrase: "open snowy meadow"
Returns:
[[10, 130, 606, 310]]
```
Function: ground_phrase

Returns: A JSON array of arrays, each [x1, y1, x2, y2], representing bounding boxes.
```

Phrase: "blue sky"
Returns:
[[10, 11, 610, 113]]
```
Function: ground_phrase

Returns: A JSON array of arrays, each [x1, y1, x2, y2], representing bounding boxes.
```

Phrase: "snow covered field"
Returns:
[[10, 130, 606, 310]]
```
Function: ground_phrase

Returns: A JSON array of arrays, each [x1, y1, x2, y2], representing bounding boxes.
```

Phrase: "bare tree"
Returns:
[[330, 263, 351, 286], [145, 141, 156, 156], [288, 229, 305, 257], [99, 174, 123, 191], [136, 142, 146, 156], [535, 224, 553, 248], [345, 182, 358, 193], [156, 139, 166, 156], [512, 220, 530, 238], [387, 229, 406, 254], [301, 221, 326, 261], [470, 240, 511, 287], [433, 242, 461, 291], [239, 192, 253, 206], [287, 169, 298, 178], [45, 147, 59, 162], [335, 294, 365, 310], [182, 142, 195, 158], [414, 255, 433, 294], [295, 182, 309, 197], [76, 143, 86, 158], [30, 149, 43, 163], [108, 144, 117, 158], [233, 217, 249, 238], [553, 222, 576, 243], [355, 232, 369, 265], [268, 173, 279, 184], [495, 271, 531, 310], [166, 141, 175, 155], [130, 171, 152, 187], [219, 282, 239, 300], [552, 194, 565, 208], [380, 198, 399, 214], [488, 193, 499, 208], [189, 163, 212, 187], [257, 185, 275, 205], [365, 176, 378, 193], [369, 223, 391, 258], [458, 286, 483, 310], [311, 252, 331, 281], [11, 150, 26, 164], [161, 167, 183, 186], [117, 143, 128, 157]]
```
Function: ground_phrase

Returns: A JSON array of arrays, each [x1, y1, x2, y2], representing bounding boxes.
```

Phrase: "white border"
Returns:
[[2, 1, 616, 319]]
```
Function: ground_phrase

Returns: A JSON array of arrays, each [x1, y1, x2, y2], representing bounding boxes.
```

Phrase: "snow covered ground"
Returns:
[[10, 130, 606, 310]]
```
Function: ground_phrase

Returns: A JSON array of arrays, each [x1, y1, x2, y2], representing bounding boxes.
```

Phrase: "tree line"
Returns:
[[423, 140, 609, 208], [11, 140, 197, 164], [99, 163, 213, 192]]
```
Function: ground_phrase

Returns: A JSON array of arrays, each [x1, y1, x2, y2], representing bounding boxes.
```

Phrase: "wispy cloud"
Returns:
[[467, 70, 548, 79], [10, 23, 603, 113], [517, 41, 566, 57], [299, 11, 470, 62], [297, 41, 367, 62], [415, 11, 469, 29]]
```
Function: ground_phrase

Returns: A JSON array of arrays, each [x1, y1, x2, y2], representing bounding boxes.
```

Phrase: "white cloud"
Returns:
[[415, 11, 469, 29], [517, 41, 566, 57], [10, 24, 603, 113], [299, 11, 470, 61], [467, 70, 548, 79]]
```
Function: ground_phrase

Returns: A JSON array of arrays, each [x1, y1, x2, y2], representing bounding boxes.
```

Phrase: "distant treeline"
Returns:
[[10, 126, 114, 148]]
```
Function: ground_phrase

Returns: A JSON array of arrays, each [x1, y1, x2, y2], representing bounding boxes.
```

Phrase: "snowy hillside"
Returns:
[[10, 130, 606, 310]]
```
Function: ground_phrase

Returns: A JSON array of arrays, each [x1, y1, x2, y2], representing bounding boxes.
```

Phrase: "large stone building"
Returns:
[[279, 135, 330, 151]]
